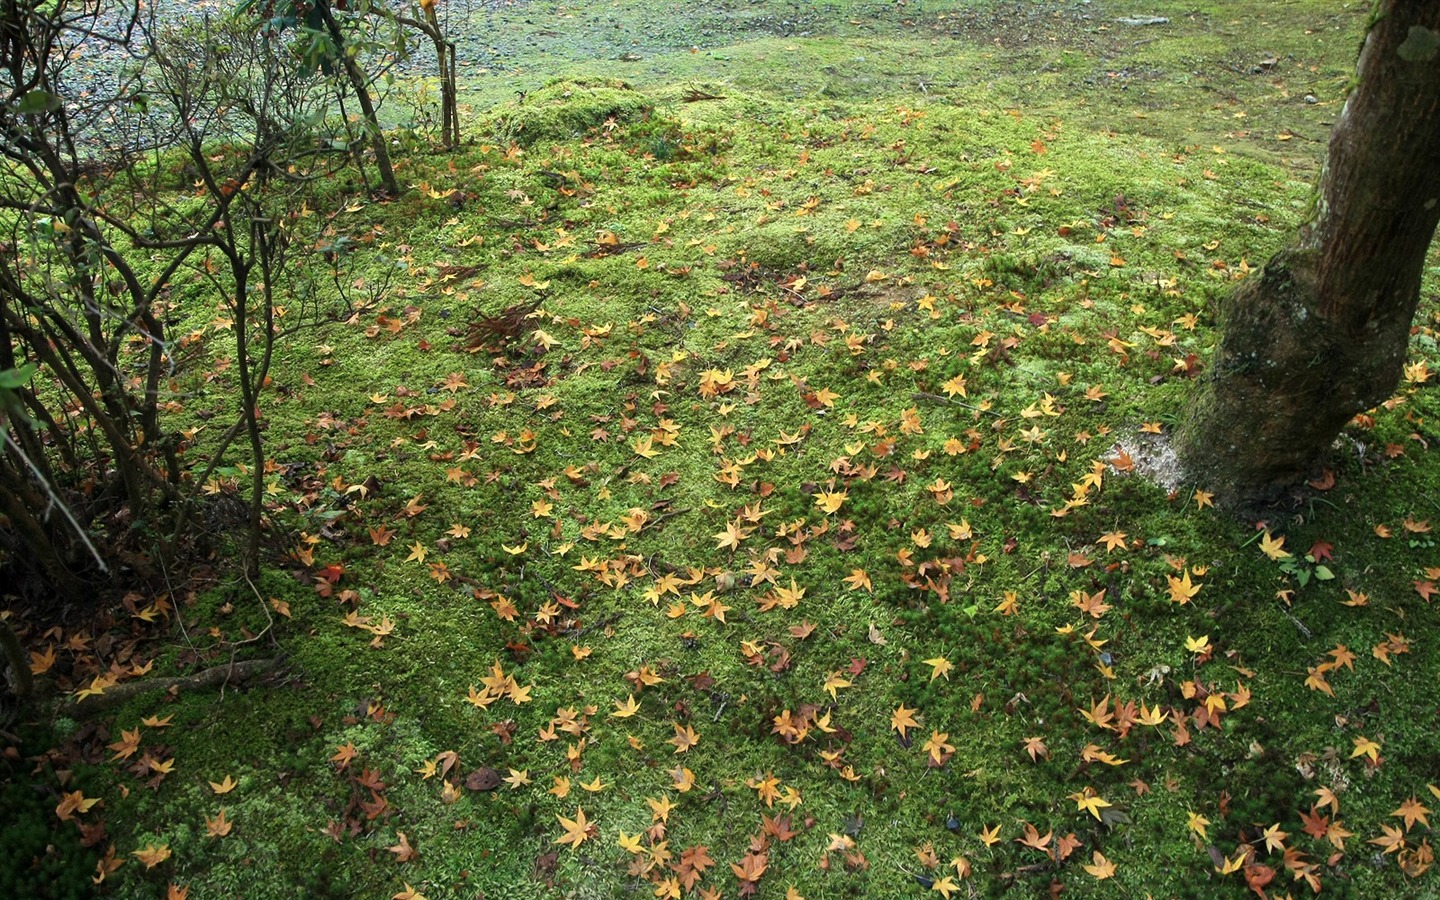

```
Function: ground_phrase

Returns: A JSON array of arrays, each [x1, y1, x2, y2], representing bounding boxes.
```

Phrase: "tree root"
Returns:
[[60, 658, 278, 717]]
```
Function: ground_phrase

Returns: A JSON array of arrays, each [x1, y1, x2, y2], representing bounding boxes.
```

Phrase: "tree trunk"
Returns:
[[1175, 0, 1440, 505], [318, 1, 401, 196]]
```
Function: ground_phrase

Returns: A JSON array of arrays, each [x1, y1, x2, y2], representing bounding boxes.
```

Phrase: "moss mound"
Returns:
[[485, 77, 655, 146]]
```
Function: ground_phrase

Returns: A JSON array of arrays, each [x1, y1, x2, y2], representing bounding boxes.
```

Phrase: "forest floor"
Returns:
[[7, 1, 1440, 898]]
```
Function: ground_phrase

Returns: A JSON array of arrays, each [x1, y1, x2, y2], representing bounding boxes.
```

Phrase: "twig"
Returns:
[[649, 506, 693, 527], [911, 391, 1002, 418], [566, 613, 622, 641], [1277, 603, 1312, 639], [2, 431, 107, 573], [237, 571, 277, 650]]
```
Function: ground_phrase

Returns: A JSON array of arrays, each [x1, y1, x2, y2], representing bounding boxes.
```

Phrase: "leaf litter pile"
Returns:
[[8, 24, 1440, 900]]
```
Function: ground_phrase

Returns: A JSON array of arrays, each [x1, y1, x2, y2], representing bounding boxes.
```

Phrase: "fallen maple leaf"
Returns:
[[1258, 530, 1290, 560], [1351, 735, 1382, 763], [1187, 811, 1210, 840], [555, 807, 595, 850], [1370, 823, 1406, 855], [1015, 822, 1053, 856], [387, 831, 418, 862], [890, 704, 920, 742], [823, 671, 852, 700], [1260, 822, 1288, 853], [669, 722, 701, 753], [330, 742, 358, 769], [208, 775, 238, 795], [1393, 797, 1432, 832], [1084, 850, 1116, 879], [133, 843, 171, 869], [1068, 787, 1112, 820], [610, 694, 641, 718], [205, 808, 233, 838], [107, 727, 142, 761], [55, 790, 100, 822], [1167, 570, 1202, 605]]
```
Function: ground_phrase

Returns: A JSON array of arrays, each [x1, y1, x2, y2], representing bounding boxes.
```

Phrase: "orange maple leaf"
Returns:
[[205, 808, 233, 838], [387, 831, 419, 862], [133, 843, 171, 869], [669, 722, 701, 753]]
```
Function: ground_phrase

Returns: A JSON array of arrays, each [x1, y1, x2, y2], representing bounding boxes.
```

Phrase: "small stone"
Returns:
[[1304, 94, 1319, 104]]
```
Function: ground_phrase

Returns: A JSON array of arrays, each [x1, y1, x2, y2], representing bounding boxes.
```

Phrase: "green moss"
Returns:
[[22, 1, 1440, 898], [485, 78, 657, 147]]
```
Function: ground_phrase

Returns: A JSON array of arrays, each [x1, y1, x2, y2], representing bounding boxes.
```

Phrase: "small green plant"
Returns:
[[1275, 550, 1336, 588]]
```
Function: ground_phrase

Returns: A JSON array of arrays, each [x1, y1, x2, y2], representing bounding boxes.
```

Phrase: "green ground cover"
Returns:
[[7, 0, 1440, 897]]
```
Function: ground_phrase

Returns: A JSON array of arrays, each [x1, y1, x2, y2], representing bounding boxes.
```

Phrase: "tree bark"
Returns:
[[1176, 0, 1440, 505]]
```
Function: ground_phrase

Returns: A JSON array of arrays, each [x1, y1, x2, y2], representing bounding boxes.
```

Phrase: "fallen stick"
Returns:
[[61, 658, 278, 717]]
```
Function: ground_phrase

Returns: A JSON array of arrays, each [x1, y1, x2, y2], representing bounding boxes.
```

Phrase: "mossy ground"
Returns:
[[6, 1, 1440, 897]]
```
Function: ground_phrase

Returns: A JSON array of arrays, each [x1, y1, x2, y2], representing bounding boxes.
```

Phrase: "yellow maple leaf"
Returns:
[[75, 674, 116, 700], [1083, 850, 1116, 879], [1187, 811, 1210, 840], [924, 657, 953, 683], [1216, 851, 1245, 874], [208, 775, 238, 795], [1167, 570, 1202, 605], [610, 694, 641, 718], [618, 831, 645, 854], [632, 434, 659, 459], [1068, 788, 1112, 820], [405, 542, 427, 563], [1351, 735, 1381, 762], [1258, 530, 1291, 560], [890, 704, 921, 740]]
